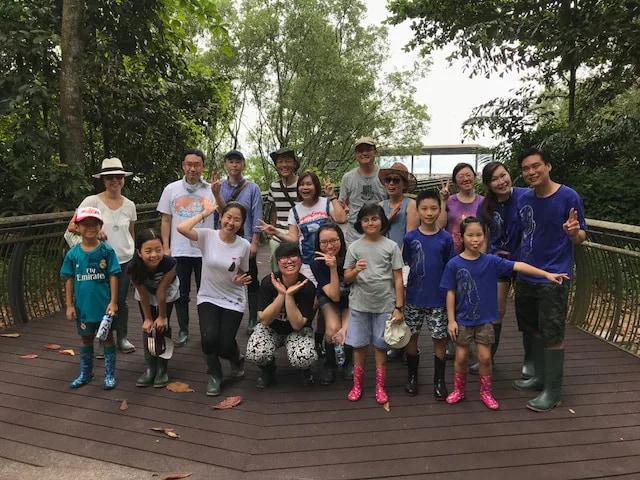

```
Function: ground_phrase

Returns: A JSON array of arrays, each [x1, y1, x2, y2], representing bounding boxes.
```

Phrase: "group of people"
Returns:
[[61, 137, 586, 413]]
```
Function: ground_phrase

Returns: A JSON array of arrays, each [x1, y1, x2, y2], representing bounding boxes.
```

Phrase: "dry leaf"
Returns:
[[1, 333, 21, 338], [166, 431, 180, 439], [151, 427, 167, 431], [150, 427, 180, 440], [383, 402, 390, 412], [59, 349, 75, 356], [44, 344, 61, 350], [569, 408, 576, 414], [19, 354, 38, 359], [119, 400, 128, 411], [212, 396, 243, 410], [162, 474, 192, 480], [166, 381, 194, 393]]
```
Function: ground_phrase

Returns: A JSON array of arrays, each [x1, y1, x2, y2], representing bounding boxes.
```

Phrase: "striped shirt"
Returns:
[[267, 178, 298, 229]]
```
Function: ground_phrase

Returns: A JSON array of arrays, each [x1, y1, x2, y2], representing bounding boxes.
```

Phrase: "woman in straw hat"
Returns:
[[67, 158, 138, 357]]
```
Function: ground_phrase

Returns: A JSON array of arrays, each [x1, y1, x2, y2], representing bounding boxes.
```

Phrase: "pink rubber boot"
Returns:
[[446, 372, 466, 404], [479, 374, 500, 410], [347, 365, 364, 401], [375, 366, 389, 404]]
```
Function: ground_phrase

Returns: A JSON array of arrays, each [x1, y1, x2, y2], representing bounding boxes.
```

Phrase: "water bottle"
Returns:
[[335, 343, 345, 367], [95, 314, 113, 341]]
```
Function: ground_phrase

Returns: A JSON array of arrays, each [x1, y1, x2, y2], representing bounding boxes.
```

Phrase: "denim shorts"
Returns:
[[345, 309, 390, 349]]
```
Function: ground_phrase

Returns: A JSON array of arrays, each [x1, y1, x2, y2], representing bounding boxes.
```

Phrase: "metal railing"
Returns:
[[1, 203, 639, 357]]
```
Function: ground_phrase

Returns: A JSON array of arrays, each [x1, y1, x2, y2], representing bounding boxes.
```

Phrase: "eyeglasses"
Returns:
[[277, 255, 299, 264], [104, 174, 124, 180], [319, 238, 340, 246], [361, 216, 381, 224], [384, 176, 403, 185]]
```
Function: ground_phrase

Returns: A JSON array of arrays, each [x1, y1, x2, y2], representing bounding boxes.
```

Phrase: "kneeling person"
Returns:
[[247, 242, 318, 387]]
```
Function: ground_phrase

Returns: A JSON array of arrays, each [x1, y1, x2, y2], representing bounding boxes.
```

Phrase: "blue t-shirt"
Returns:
[[478, 186, 528, 260], [403, 228, 454, 308], [60, 242, 121, 323], [517, 185, 586, 283], [440, 254, 514, 326], [310, 258, 350, 304]]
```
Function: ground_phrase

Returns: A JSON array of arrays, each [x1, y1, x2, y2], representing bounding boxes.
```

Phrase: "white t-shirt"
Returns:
[[287, 197, 334, 265], [157, 177, 215, 257], [79, 195, 137, 264], [196, 229, 250, 313], [339, 167, 387, 245]]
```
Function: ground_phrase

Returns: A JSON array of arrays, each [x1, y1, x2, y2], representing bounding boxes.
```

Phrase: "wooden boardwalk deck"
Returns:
[[1, 247, 640, 479]]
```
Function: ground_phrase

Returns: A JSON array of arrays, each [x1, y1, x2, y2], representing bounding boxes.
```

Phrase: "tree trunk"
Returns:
[[60, 0, 85, 171]]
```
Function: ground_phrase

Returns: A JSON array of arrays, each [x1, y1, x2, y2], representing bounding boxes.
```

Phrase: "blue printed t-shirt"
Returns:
[[440, 254, 514, 327], [517, 185, 586, 283], [478, 186, 528, 260], [310, 258, 350, 304], [60, 242, 121, 323], [403, 228, 454, 308]]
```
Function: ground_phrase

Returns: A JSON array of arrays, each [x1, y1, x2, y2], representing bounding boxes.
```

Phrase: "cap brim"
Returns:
[[159, 337, 174, 359]]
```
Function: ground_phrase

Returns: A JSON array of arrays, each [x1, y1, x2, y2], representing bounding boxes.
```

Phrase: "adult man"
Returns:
[[339, 137, 387, 245], [157, 148, 215, 346], [267, 147, 299, 271], [213, 150, 263, 335], [245, 242, 318, 388], [512, 147, 586, 412]]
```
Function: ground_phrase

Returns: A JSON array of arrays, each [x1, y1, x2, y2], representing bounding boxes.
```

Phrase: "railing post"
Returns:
[[570, 244, 591, 326], [8, 242, 28, 324]]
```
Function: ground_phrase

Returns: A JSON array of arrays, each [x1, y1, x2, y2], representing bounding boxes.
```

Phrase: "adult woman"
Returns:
[[468, 161, 529, 375], [177, 201, 251, 396], [260, 171, 346, 284], [311, 224, 352, 385], [378, 162, 419, 249], [67, 157, 137, 355]]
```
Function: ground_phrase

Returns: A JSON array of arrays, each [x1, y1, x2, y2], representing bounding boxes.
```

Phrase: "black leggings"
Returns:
[[197, 302, 243, 359]]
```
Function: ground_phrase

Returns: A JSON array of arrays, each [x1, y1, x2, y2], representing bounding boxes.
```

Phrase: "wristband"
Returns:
[[395, 306, 403, 311], [328, 196, 337, 201]]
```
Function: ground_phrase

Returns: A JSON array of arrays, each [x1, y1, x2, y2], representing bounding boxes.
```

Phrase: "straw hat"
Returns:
[[92, 158, 132, 178]]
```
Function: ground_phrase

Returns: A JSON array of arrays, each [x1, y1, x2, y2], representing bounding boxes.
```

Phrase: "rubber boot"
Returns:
[[470, 323, 502, 374], [405, 352, 419, 396], [174, 302, 189, 346], [433, 355, 448, 400], [347, 365, 364, 401], [95, 340, 105, 359], [154, 358, 169, 388], [205, 353, 223, 396], [229, 351, 245, 380], [301, 368, 314, 386], [320, 342, 337, 386], [256, 359, 276, 389], [115, 307, 135, 353], [446, 372, 466, 404], [527, 349, 564, 412], [513, 335, 545, 391], [246, 291, 259, 335], [445, 336, 455, 360], [70, 345, 94, 388], [103, 345, 117, 390], [136, 333, 157, 387], [521, 331, 535, 379], [479, 374, 499, 410], [343, 346, 354, 380], [375, 366, 388, 404]]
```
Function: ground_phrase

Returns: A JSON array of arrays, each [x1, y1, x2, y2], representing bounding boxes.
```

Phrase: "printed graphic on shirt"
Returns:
[[456, 269, 480, 321], [407, 239, 426, 293], [360, 184, 376, 202], [492, 211, 504, 246], [172, 194, 205, 218], [519, 204, 535, 260]]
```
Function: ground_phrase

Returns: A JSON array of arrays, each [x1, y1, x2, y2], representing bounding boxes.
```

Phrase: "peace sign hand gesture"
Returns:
[[439, 178, 451, 201], [563, 208, 580, 237], [211, 171, 221, 195], [324, 176, 334, 198]]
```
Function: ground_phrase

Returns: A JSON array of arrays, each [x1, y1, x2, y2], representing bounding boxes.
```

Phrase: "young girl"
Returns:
[[344, 204, 404, 404], [127, 228, 179, 388], [177, 201, 251, 396], [440, 217, 569, 410], [311, 224, 351, 385]]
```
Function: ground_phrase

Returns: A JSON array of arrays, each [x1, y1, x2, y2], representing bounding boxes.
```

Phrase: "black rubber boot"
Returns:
[[433, 355, 448, 400], [405, 352, 419, 396], [527, 349, 564, 412], [513, 335, 545, 391], [246, 291, 259, 335], [136, 333, 157, 387], [229, 351, 245, 379], [256, 359, 276, 389], [521, 331, 535, 379], [175, 302, 189, 346], [320, 342, 337, 386], [343, 345, 354, 380], [205, 353, 223, 396]]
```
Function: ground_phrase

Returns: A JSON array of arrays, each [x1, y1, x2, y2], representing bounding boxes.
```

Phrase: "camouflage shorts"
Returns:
[[404, 304, 447, 339], [515, 279, 570, 344]]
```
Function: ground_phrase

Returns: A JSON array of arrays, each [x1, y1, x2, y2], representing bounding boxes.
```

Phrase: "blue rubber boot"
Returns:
[[70, 345, 94, 388], [103, 345, 117, 390]]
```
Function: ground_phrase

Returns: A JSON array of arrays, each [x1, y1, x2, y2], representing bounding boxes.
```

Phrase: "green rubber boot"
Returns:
[[175, 302, 189, 346], [513, 335, 545, 391], [205, 353, 223, 396], [521, 331, 535, 379], [256, 359, 277, 389], [246, 291, 259, 335], [527, 349, 564, 412], [115, 307, 135, 353], [136, 333, 157, 387]]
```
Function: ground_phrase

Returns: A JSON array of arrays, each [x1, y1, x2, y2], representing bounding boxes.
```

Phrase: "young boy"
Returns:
[[402, 190, 454, 398], [60, 206, 121, 389]]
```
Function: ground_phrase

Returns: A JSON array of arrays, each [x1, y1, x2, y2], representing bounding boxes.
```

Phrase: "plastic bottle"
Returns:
[[95, 314, 113, 341], [335, 343, 345, 367]]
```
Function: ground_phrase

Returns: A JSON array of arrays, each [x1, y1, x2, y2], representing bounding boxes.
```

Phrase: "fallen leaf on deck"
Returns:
[[59, 349, 75, 356], [383, 402, 390, 412], [44, 344, 61, 350], [569, 408, 575, 414], [1, 333, 21, 338], [161, 474, 192, 479], [166, 381, 194, 393], [119, 400, 128, 411], [165, 431, 180, 439], [19, 354, 38, 359], [151, 427, 167, 431], [150, 427, 180, 439], [212, 396, 243, 410]]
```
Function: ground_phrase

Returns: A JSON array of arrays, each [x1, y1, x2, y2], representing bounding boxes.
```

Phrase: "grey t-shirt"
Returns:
[[344, 236, 403, 313], [339, 167, 386, 245]]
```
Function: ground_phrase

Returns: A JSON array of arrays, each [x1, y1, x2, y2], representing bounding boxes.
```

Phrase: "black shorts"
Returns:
[[515, 279, 570, 344]]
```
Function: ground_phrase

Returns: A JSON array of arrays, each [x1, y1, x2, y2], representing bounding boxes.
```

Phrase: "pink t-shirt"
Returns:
[[446, 194, 484, 254]]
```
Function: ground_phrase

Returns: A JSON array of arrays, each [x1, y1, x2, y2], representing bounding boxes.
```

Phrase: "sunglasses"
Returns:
[[104, 174, 124, 180], [384, 176, 403, 185]]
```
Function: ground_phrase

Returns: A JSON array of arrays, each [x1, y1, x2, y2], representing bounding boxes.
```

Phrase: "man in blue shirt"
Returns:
[[512, 147, 587, 412]]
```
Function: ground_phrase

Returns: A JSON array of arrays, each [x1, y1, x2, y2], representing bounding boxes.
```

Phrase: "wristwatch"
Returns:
[[394, 306, 403, 311]]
